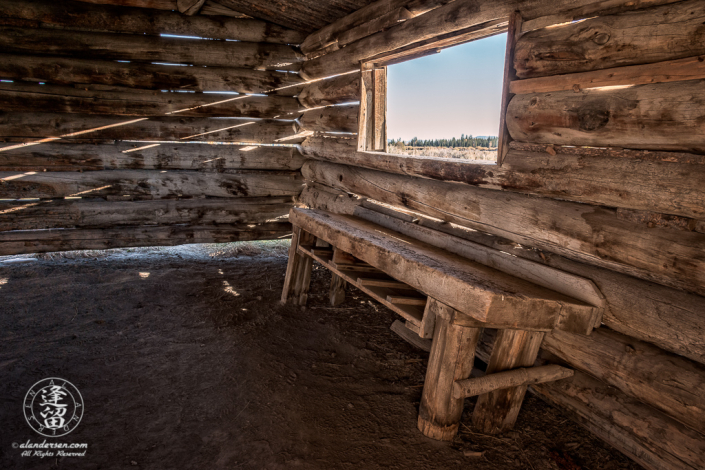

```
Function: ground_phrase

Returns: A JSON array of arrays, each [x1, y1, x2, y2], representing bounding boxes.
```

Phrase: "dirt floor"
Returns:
[[0, 242, 642, 470]]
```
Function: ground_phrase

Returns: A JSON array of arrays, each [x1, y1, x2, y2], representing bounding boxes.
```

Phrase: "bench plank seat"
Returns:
[[290, 208, 597, 331]]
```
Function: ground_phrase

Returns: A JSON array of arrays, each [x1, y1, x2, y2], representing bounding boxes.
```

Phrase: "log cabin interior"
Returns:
[[1, 0, 704, 469]]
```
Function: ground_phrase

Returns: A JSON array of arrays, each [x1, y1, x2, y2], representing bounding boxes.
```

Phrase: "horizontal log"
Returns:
[[514, 0, 705, 78], [507, 80, 705, 153], [300, 0, 604, 79], [72, 0, 176, 9], [297, 73, 360, 108], [0, 197, 293, 231], [0, 83, 302, 118], [0, 26, 303, 70], [300, 183, 705, 364], [453, 364, 573, 399], [199, 1, 248, 18], [301, 161, 705, 295], [542, 328, 705, 435], [0, 54, 304, 95], [0, 0, 304, 44], [0, 222, 292, 256], [300, 0, 413, 53], [295, 106, 359, 134], [0, 169, 303, 199], [0, 113, 299, 143], [532, 368, 705, 470], [509, 55, 705, 94], [521, 0, 684, 33], [301, 137, 705, 219], [0, 143, 305, 172], [336, 8, 414, 51]]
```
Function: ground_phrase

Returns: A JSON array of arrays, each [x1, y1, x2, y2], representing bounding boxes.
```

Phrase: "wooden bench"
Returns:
[[282, 207, 603, 440]]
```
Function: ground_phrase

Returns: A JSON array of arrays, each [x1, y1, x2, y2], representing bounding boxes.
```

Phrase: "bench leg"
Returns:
[[329, 274, 346, 306], [418, 307, 481, 441], [281, 226, 315, 305], [472, 329, 545, 434]]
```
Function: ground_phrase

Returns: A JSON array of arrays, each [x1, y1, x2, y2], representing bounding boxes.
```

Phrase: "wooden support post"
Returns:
[[281, 226, 315, 305], [329, 274, 346, 306], [418, 301, 482, 441], [497, 11, 522, 166], [453, 364, 573, 399], [472, 329, 545, 434]]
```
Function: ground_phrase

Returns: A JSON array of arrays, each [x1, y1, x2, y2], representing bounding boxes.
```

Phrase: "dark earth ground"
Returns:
[[0, 242, 642, 470]]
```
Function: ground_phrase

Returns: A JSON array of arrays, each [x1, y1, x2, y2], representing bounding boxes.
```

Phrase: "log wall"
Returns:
[[0, 0, 316, 254], [294, 2, 705, 469]]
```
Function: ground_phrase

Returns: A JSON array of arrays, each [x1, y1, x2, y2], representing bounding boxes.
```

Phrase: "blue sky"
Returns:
[[387, 33, 507, 141]]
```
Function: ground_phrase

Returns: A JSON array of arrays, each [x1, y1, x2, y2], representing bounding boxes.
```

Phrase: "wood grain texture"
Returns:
[[418, 303, 481, 440], [0, 222, 291, 256], [0, 169, 303, 199], [301, 161, 705, 295], [472, 329, 545, 434], [289, 208, 595, 328], [0, 113, 299, 143], [0, 83, 302, 118], [301, 137, 705, 219], [510, 55, 705, 94], [454, 364, 573, 399], [514, 0, 705, 78], [542, 327, 705, 435], [506, 80, 705, 153], [531, 369, 705, 470], [72, 0, 177, 9], [297, 73, 360, 108], [0, 0, 304, 44], [295, 105, 359, 134], [0, 54, 304, 95], [300, 0, 605, 79], [0, 26, 303, 70], [299, 184, 705, 364], [0, 197, 293, 231], [0, 143, 305, 172]]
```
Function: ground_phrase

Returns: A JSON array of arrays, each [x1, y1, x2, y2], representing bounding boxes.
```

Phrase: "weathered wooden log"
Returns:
[[297, 73, 360, 108], [472, 329, 545, 434], [418, 301, 481, 441], [300, 137, 705, 219], [177, 0, 205, 15], [281, 226, 316, 304], [199, 0, 248, 18], [0, 83, 302, 118], [542, 328, 705, 435], [301, 161, 705, 295], [507, 80, 705, 153], [212, 0, 355, 33], [0, 222, 292, 256], [0, 54, 304, 95], [521, 0, 685, 33], [515, 0, 705, 78], [335, 8, 414, 51], [0, 0, 304, 44], [300, 0, 414, 53], [0, 27, 303, 70], [0, 113, 299, 143], [295, 106, 359, 134], [390, 319, 432, 351], [300, 0, 605, 79], [0, 197, 293, 231], [453, 364, 573, 399], [299, 184, 705, 365], [72, 0, 176, 9], [509, 55, 705, 94], [0, 143, 305, 172], [531, 369, 705, 470], [0, 169, 303, 199], [354, 205, 603, 335]]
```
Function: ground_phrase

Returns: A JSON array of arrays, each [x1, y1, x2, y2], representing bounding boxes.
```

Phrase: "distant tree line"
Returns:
[[388, 134, 498, 149]]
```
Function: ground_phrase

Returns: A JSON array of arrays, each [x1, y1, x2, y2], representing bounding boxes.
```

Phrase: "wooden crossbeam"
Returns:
[[453, 364, 573, 399]]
